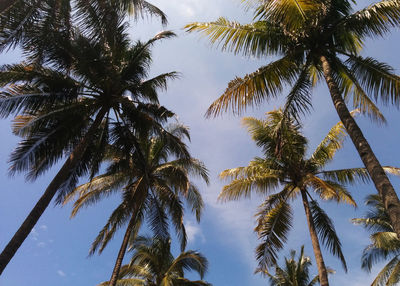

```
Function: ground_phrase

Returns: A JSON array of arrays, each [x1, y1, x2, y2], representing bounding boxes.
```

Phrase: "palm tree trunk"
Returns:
[[109, 214, 137, 286], [300, 189, 329, 286], [320, 55, 400, 238], [0, 107, 108, 275], [0, 0, 15, 14]]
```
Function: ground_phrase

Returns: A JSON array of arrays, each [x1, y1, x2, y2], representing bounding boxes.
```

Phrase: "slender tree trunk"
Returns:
[[108, 214, 137, 286], [320, 55, 400, 238], [0, 0, 15, 14], [0, 107, 108, 275], [300, 189, 329, 286]]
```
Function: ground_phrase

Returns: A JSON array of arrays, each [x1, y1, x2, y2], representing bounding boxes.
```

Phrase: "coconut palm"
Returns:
[[353, 194, 400, 286], [219, 109, 400, 286], [265, 246, 325, 286], [185, 0, 400, 237], [0, 1, 178, 274], [98, 236, 211, 286], [0, 0, 166, 60], [64, 124, 209, 286]]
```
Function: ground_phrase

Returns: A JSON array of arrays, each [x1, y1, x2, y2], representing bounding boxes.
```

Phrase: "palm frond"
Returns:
[[345, 55, 400, 106], [205, 56, 299, 117], [341, 0, 400, 38], [310, 200, 347, 271], [185, 18, 288, 57], [255, 200, 293, 271]]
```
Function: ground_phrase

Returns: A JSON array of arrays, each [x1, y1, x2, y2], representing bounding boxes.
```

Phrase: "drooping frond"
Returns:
[[310, 110, 357, 167], [345, 55, 400, 106], [252, 0, 320, 30], [283, 64, 313, 121], [340, 0, 400, 38], [184, 18, 288, 57], [218, 172, 280, 201], [332, 58, 386, 123], [306, 176, 356, 206], [319, 168, 370, 185], [310, 200, 347, 271], [371, 256, 400, 286], [255, 200, 293, 271], [205, 57, 299, 117]]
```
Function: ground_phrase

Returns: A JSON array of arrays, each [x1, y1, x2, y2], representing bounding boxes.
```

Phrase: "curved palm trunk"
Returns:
[[300, 189, 329, 286], [109, 214, 137, 286], [0, 107, 108, 275], [320, 55, 400, 238], [0, 0, 15, 14]]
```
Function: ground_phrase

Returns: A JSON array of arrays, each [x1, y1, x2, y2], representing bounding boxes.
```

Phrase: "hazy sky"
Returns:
[[1, 0, 400, 285]]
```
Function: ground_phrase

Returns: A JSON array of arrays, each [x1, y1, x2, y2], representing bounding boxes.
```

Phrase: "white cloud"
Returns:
[[185, 220, 205, 244], [37, 242, 46, 248], [30, 228, 39, 241], [57, 270, 66, 277], [40, 225, 48, 231]]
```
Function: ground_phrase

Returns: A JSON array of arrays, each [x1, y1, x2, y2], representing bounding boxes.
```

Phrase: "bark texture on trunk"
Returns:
[[320, 55, 400, 238], [0, 107, 108, 275], [301, 190, 329, 286], [0, 0, 15, 14], [108, 214, 137, 286]]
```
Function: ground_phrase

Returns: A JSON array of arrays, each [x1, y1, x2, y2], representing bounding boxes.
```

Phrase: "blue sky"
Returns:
[[1, 0, 400, 285]]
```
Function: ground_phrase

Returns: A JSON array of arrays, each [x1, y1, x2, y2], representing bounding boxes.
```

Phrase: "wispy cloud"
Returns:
[[37, 242, 46, 248], [185, 219, 205, 244], [57, 270, 66, 277], [30, 228, 39, 241]]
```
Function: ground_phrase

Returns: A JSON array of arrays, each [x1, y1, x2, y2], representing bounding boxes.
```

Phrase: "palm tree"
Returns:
[[185, 0, 400, 237], [265, 246, 326, 286], [98, 236, 211, 286], [353, 194, 400, 286], [218, 109, 400, 286], [64, 124, 209, 286], [0, 1, 177, 274], [0, 0, 167, 59]]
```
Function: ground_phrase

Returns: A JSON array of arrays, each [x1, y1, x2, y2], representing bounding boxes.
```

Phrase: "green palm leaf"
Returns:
[[255, 200, 293, 270], [205, 57, 299, 117], [310, 200, 347, 271]]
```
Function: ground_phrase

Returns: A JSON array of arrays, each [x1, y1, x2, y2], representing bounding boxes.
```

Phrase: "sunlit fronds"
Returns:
[[306, 176, 356, 206], [218, 174, 280, 202], [310, 110, 358, 167], [185, 18, 288, 57], [371, 256, 400, 286], [206, 57, 299, 117], [319, 168, 370, 185], [371, 232, 400, 251], [111, 236, 211, 286], [341, 0, 400, 38], [253, 0, 320, 29]]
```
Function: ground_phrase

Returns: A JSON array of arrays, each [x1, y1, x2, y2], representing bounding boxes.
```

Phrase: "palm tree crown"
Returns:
[[99, 236, 211, 286], [185, 0, 400, 239], [218, 109, 400, 285], [0, 0, 167, 59], [353, 195, 400, 286], [0, 1, 178, 273], [64, 123, 209, 285], [266, 246, 323, 286]]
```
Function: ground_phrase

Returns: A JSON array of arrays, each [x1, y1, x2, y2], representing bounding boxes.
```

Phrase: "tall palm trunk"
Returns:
[[0, 0, 15, 14], [320, 55, 400, 238], [300, 189, 329, 286], [0, 107, 108, 275], [109, 213, 137, 286]]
